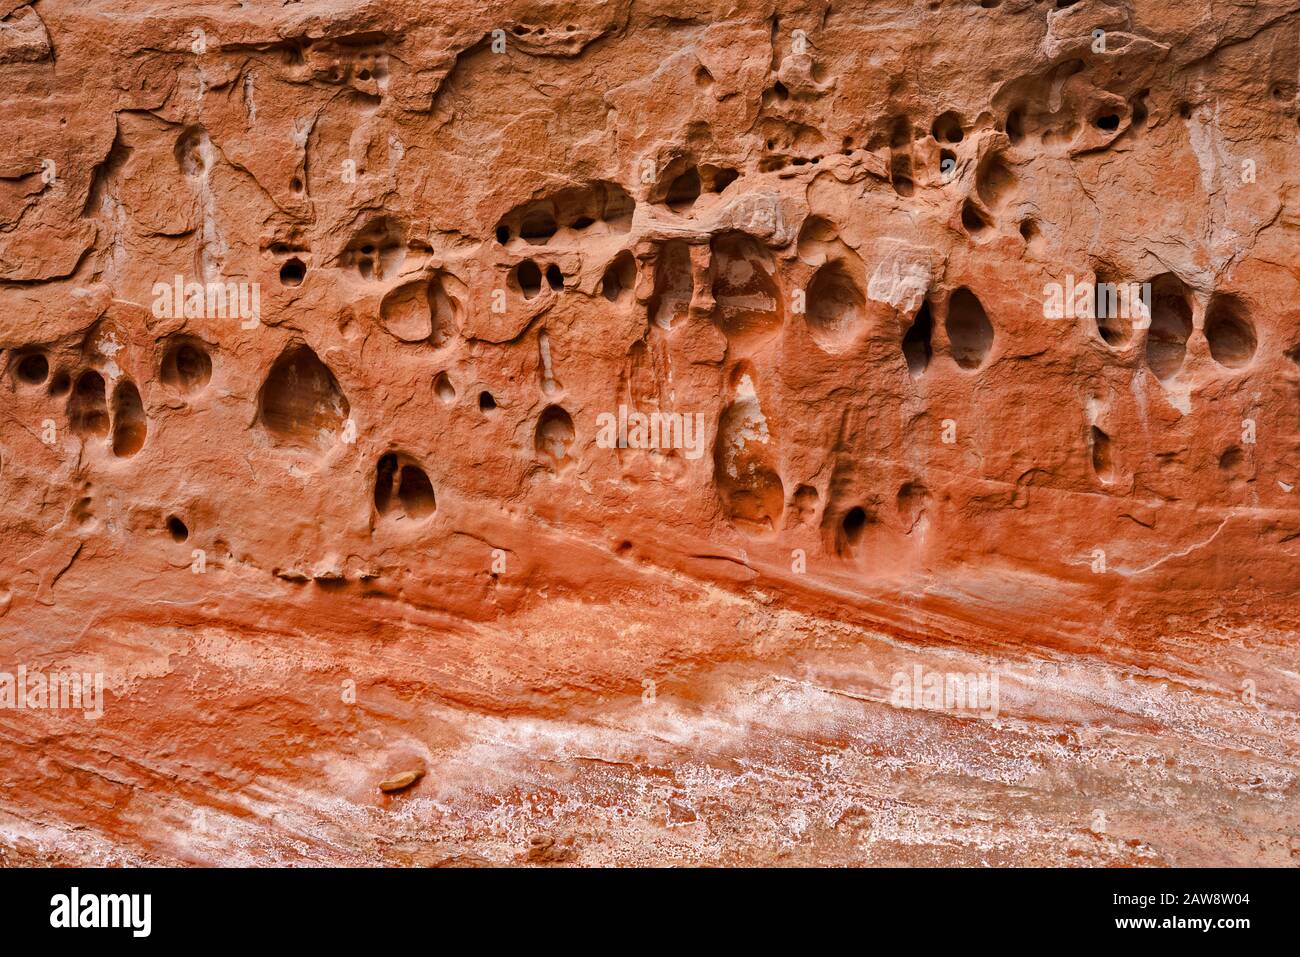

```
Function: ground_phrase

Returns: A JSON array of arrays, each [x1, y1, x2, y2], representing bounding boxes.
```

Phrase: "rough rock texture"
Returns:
[[1, 0, 1299, 866]]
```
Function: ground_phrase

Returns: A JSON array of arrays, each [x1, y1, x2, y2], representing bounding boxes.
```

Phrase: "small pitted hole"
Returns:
[[48, 370, 71, 396], [280, 258, 306, 287], [166, 515, 189, 542], [601, 251, 637, 302], [545, 263, 564, 291], [15, 352, 48, 385], [515, 260, 542, 299], [841, 507, 867, 551], [161, 339, 212, 393], [358, 69, 371, 81], [433, 372, 456, 404], [773, 81, 789, 100], [290, 177, 303, 192], [512, 25, 526, 35], [1006, 108, 1024, 143], [374, 453, 397, 512], [479, 391, 497, 414], [902, 301, 934, 377], [495, 224, 510, 244], [1178, 102, 1193, 119], [931, 111, 965, 143], [961, 200, 990, 235], [615, 540, 632, 554], [1095, 113, 1120, 131], [1019, 218, 1039, 243]]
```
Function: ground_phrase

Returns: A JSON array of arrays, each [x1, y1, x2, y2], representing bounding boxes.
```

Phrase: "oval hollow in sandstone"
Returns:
[[805, 260, 866, 353], [1204, 293, 1256, 369], [256, 345, 350, 451], [902, 301, 934, 377], [710, 233, 783, 349], [601, 251, 636, 302], [111, 380, 147, 458], [1144, 273, 1193, 381], [534, 404, 575, 470], [434, 372, 456, 404], [68, 370, 110, 438], [714, 369, 784, 533], [379, 280, 435, 342], [160, 338, 212, 393], [14, 351, 48, 386], [945, 288, 994, 369]]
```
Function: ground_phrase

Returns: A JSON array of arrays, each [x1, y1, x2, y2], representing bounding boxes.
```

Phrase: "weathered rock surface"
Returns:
[[0, 0, 1298, 866]]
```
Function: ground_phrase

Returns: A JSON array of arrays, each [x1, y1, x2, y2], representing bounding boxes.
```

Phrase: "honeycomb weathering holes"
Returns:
[[513, 260, 543, 299], [379, 276, 459, 346], [256, 345, 350, 450], [433, 372, 456, 403]]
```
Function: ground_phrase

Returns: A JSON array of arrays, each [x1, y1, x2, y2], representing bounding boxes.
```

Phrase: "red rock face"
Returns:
[[1, 2, 1298, 866]]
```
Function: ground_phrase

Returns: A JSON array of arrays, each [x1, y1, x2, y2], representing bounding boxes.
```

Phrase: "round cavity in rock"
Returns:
[[478, 391, 497, 414], [513, 260, 542, 299], [15, 351, 48, 385], [1204, 293, 1256, 369], [931, 111, 965, 143], [48, 369, 71, 396], [945, 288, 994, 369], [279, 258, 306, 287], [166, 515, 189, 542], [534, 404, 575, 469], [1144, 274, 1193, 381], [161, 339, 212, 393]]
